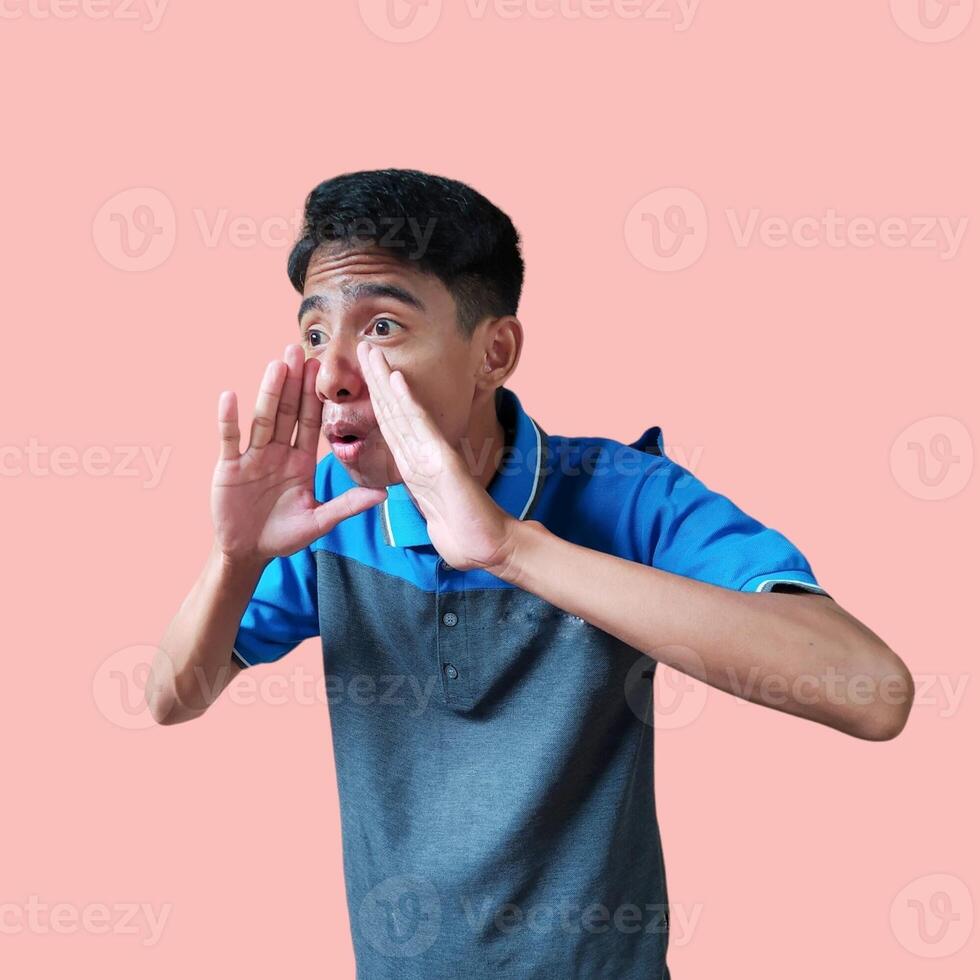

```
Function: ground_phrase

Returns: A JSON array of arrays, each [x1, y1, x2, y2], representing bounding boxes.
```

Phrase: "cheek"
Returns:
[[389, 345, 471, 428]]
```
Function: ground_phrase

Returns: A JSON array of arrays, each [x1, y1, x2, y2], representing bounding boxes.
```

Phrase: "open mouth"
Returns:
[[326, 426, 372, 461]]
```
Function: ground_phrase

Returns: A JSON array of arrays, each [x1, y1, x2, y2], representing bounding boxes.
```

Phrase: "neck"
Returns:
[[462, 390, 507, 490]]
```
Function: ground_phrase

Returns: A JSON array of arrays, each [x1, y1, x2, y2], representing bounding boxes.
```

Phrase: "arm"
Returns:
[[145, 545, 261, 725], [354, 341, 913, 743], [146, 345, 386, 725], [490, 521, 913, 740]]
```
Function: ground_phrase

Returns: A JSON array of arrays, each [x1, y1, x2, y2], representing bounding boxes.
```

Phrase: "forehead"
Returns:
[[299, 240, 460, 328], [302, 241, 426, 296]]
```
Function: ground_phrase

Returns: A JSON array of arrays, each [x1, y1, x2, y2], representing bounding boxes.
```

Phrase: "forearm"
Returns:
[[494, 520, 912, 739], [147, 542, 267, 724]]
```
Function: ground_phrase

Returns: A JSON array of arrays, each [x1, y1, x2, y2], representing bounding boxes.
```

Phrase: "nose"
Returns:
[[313, 338, 366, 405]]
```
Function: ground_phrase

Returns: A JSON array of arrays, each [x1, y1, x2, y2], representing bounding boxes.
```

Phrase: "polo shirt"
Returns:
[[232, 385, 829, 980]]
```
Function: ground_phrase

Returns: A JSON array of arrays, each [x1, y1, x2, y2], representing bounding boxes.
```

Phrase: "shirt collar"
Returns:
[[380, 386, 548, 549]]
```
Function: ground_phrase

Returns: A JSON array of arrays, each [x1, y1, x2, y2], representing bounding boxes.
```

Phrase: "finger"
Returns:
[[273, 344, 305, 444], [387, 368, 412, 401], [359, 343, 411, 435], [249, 360, 286, 451], [309, 485, 388, 539], [360, 343, 432, 449], [356, 341, 391, 413], [217, 390, 241, 461], [357, 343, 409, 462], [294, 356, 322, 455]]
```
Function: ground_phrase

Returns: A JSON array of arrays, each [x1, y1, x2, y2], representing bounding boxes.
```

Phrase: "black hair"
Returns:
[[287, 169, 524, 337]]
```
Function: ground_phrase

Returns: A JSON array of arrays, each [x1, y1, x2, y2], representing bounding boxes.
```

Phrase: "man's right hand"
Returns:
[[212, 343, 387, 566]]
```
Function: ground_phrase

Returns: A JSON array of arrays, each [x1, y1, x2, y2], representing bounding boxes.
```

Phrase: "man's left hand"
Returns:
[[357, 341, 519, 574]]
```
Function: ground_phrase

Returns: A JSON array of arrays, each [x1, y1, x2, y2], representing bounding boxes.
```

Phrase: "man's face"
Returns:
[[301, 240, 479, 488]]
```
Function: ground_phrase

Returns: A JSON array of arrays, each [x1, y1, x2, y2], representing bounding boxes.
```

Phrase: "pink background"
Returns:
[[1, 1, 976, 975]]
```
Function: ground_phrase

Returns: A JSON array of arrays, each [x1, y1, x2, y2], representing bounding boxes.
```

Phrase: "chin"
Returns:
[[334, 446, 395, 490]]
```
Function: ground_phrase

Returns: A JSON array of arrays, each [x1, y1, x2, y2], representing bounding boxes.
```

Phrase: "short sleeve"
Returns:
[[639, 455, 831, 599], [232, 545, 320, 668]]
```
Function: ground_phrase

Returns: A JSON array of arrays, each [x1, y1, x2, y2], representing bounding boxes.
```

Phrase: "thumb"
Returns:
[[310, 485, 388, 538]]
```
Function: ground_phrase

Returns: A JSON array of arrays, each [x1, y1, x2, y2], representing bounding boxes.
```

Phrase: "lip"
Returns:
[[324, 420, 367, 440], [326, 425, 373, 464], [330, 438, 367, 463]]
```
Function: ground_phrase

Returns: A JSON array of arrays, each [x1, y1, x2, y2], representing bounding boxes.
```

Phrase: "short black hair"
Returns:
[[287, 169, 524, 337]]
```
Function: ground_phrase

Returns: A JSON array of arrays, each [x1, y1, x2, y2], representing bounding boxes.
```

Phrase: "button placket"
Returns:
[[435, 559, 471, 705]]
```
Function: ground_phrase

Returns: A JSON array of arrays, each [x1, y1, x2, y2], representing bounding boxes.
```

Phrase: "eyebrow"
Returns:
[[297, 282, 427, 324]]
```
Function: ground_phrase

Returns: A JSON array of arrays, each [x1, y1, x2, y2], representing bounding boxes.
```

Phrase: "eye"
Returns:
[[367, 317, 404, 339], [305, 327, 326, 347]]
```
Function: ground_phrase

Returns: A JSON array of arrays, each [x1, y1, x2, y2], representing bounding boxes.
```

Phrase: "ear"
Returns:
[[477, 316, 523, 389]]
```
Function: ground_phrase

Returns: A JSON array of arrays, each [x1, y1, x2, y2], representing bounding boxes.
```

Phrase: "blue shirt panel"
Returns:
[[233, 416, 825, 667]]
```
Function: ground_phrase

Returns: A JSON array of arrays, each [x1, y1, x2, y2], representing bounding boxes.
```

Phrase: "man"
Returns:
[[147, 169, 912, 979]]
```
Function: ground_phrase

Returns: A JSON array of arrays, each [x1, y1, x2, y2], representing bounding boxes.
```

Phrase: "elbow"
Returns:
[[144, 683, 185, 726], [846, 645, 914, 742], [143, 659, 208, 727], [146, 687, 208, 726]]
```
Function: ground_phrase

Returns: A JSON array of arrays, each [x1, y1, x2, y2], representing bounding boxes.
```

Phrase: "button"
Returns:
[[444, 663, 459, 680], [442, 611, 458, 627]]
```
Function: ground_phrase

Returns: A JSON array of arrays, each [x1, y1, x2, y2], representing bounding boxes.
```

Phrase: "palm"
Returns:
[[405, 445, 511, 570], [213, 441, 316, 558], [357, 342, 516, 574], [212, 346, 387, 564]]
